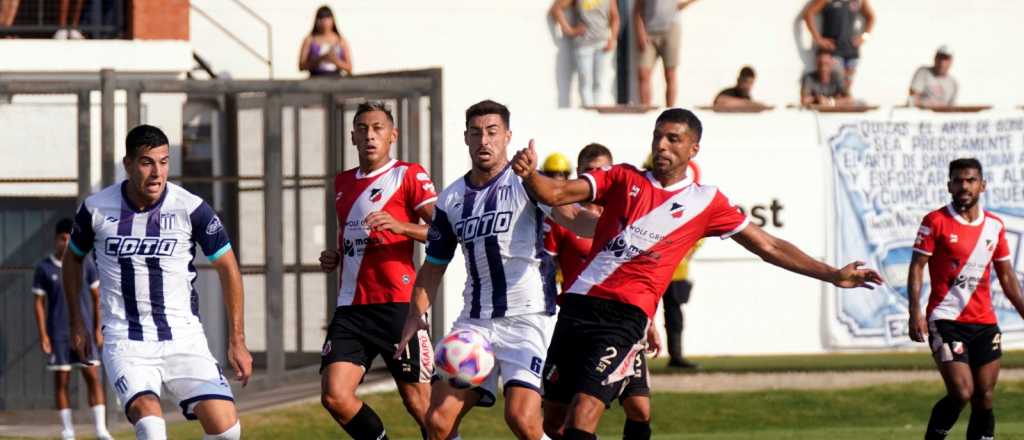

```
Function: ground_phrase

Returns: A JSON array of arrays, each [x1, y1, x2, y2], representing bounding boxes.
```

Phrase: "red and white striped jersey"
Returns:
[[567, 164, 749, 317], [913, 204, 1011, 324], [334, 159, 437, 306]]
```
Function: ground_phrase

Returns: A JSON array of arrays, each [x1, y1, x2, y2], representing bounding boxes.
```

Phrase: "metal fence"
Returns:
[[0, 67, 445, 409]]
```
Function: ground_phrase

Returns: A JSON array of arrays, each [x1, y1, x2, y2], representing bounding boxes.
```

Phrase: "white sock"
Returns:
[[58, 408, 74, 435], [202, 421, 241, 440], [92, 405, 110, 434], [134, 416, 167, 440], [541, 435, 553, 440]]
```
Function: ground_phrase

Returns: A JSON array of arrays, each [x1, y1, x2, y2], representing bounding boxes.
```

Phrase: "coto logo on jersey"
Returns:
[[104, 237, 177, 257], [369, 188, 383, 202], [454, 210, 513, 241], [669, 203, 685, 218]]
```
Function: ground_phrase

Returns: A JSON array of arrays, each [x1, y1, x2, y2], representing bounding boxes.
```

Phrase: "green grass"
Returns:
[[134, 380, 1024, 439], [648, 350, 1024, 374]]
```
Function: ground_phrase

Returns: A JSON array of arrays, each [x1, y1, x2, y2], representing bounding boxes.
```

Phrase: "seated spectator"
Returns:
[[713, 66, 768, 108], [801, 48, 851, 106], [0, 0, 19, 30], [909, 45, 958, 107], [299, 6, 353, 77], [549, 0, 619, 107]]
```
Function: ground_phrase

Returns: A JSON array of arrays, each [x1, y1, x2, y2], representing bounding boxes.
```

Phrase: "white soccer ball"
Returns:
[[435, 329, 495, 388]]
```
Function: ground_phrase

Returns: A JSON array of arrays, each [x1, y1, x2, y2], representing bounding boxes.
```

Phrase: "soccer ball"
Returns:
[[435, 329, 495, 387]]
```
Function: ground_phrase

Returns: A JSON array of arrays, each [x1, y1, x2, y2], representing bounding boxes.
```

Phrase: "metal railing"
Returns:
[[189, 0, 274, 78], [0, 0, 125, 39]]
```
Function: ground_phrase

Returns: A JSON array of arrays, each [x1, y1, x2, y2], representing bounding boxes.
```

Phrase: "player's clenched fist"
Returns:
[[511, 139, 538, 178], [319, 249, 340, 272]]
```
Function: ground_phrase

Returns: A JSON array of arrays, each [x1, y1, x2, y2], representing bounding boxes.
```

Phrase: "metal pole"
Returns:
[[264, 93, 285, 379], [224, 94, 241, 260], [324, 94, 340, 320], [77, 91, 92, 200], [100, 69, 116, 187], [126, 89, 141, 130], [293, 105, 303, 353], [428, 70, 446, 337]]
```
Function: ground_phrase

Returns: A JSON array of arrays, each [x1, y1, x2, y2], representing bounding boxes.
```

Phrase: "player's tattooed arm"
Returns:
[[906, 252, 930, 343], [732, 223, 883, 289], [994, 260, 1024, 321], [212, 249, 254, 386], [61, 250, 91, 361], [513, 140, 592, 206], [396, 261, 448, 358]]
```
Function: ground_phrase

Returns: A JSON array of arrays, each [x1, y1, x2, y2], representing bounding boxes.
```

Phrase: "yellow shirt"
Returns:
[[671, 239, 703, 281]]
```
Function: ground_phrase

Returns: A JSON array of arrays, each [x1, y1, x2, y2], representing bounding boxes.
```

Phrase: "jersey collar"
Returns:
[[48, 253, 62, 268], [645, 170, 694, 192], [356, 158, 397, 179], [946, 203, 985, 226]]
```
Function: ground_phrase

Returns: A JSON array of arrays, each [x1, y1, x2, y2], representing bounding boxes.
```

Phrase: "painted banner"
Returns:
[[824, 113, 1024, 348]]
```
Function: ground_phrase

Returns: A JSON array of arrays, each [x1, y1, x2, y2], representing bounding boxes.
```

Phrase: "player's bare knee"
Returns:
[[949, 386, 973, 405], [127, 395, 162, 423], [504, 409, 539, 438], [321, 388, 359, 417]]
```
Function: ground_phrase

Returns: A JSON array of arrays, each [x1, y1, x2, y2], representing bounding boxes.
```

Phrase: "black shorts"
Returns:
[[928, 320, 1002, 368], [320, 303, 433, 384], [618, 350, 650, 402], [543, 295, 649, 406]]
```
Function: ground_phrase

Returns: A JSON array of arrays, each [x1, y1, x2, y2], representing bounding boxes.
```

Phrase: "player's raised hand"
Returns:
[[908, 312, 929, 343], [512, 139, 539, 178], [228, 339, 254, 387], [395, 314, 429, 360], [832, 261, 884, 289], [366, 211, 407, 235], [319, 249, 340, 272]]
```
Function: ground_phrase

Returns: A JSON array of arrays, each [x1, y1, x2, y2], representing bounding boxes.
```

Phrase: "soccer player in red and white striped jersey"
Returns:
[[908, 158, 1024, 440], [512, 108, 882, 440]]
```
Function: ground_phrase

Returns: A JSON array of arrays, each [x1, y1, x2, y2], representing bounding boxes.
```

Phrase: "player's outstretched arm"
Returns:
[[994, 260, 1024, 320], [396, 261, 448, 358], [211, 249, 253, 386], [550, 204, 599, 237], [61, 251, 91, 361], [732, 223, 883, 289], [906, 252, 930, 342], [512, 140, 592, 206]]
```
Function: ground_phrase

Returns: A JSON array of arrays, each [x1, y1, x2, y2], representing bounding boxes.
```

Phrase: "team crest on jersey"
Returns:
[[206, 216, 224, 235], [161, 213, 175, 229], [669, 202, 685, 218], [950, 234, 958, 243], [369, 188, 383, 202], [402, 274, 411, 285]]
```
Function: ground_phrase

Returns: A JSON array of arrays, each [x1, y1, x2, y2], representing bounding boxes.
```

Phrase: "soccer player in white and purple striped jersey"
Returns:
[[62, 125, 252, 440]]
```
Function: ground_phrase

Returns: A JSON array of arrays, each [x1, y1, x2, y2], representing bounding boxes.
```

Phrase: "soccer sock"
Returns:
[[134, 415, 167, 440], [92, 404, 110, 434], [966, 407, 995, 440], [925, 395, 964, 439], [563, 428, 597, 440], [202, 421, 241, 440], [342, 403, 389, 440], [58, 408, 74, 436], [623, 419, 652, 440]]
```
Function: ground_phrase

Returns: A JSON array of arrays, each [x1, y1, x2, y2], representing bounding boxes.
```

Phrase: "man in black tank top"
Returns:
[[802, 0, 876, 90]]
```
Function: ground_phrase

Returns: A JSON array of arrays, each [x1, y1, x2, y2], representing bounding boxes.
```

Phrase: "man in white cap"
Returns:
[[909, 45, 958, 108]]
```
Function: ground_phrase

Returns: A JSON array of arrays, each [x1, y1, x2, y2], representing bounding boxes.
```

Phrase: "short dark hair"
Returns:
[[125, 125, 169, 159], [816, 47, 834, 57], [577, 143, 613, 165], [353, 101, 395, 125], [655, 108, 703, 142], [739, 66, 756, 80], [949, 158, 983, 179], [465, 100, 510, 129], [56, 218, 73, 235]]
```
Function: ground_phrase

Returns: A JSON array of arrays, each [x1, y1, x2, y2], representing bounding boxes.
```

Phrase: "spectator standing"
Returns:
[[550, 0, 620, 107], [54, 0, 84, 39], [713, 66, 767, 108], [634, 0, 699, 107], [0, 0, 19, 30], [801, 48, 851, 106], [909, 45, 958, 108], [663, 241, 702, 369], [802, 0, 875, 91], [299, 5, 353, 77]]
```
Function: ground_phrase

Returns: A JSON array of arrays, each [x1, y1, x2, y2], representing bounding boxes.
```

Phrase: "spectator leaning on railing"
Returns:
[[550, 0, 620, 108], [909, 45, 958, 108], [801, 48, 851, 107], [299, 5, 353, 77], [802, 0, 875, 92], [713, 66, 769, 108]]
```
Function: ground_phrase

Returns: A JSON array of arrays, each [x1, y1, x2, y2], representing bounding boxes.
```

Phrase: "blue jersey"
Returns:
[[32, 254, 99, 341], [425, 166, 556, 320], [68, 181, 232, 342]]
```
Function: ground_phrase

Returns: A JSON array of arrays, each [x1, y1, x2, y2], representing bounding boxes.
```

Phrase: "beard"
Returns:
[[952, 193, 978, 212]]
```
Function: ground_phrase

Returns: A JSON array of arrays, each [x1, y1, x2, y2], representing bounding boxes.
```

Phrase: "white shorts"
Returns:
[[102, 335, 234, 420], [450, 312, 555, 407]]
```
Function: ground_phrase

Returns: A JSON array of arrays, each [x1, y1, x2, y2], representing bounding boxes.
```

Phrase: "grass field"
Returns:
[[648, 350, 1024, 374], [142, 380, 1024, 440]]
